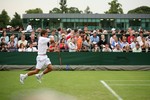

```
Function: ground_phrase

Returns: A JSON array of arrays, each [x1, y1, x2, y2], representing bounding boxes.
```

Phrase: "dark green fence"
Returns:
[[0, 52, 150, 65]]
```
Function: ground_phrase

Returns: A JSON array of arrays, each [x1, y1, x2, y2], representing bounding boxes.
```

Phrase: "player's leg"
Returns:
[[35, 58, 52, 83], [20, 56, 44, 84]]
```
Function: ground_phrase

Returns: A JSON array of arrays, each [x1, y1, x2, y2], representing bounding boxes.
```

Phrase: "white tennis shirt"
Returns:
[[38, 37, 50, 55]]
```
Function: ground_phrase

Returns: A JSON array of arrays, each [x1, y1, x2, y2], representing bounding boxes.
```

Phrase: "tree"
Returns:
[[67, 7, 83, 13], [49, 7, 61, 13], [0, 9, 10, 28], [59, 0, 67, 13], [25, 8, 43, 14], [84, 6, 93, 14], [10, 12, 23, 27], [105, 0, 123, 14], [128, 6, 150, 14]]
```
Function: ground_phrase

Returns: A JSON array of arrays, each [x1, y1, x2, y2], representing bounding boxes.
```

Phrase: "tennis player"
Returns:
[[20, 30, 53, 84]]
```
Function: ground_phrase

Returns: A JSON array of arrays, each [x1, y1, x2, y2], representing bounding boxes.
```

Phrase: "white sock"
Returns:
[[24, 74, 28, 78], [40, 72, 44, 77]]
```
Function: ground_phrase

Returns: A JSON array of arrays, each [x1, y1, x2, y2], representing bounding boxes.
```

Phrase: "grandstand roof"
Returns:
[[23, 14, 150, 19]]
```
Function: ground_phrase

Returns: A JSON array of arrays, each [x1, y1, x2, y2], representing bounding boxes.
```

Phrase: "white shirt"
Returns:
[[132, 47, 142, 52], [26, 47, 37, 52], [68, 42, 77, 52], [26, 25, 33, 32], [137, 36, 143, 46], [38, 37, 50, 55]]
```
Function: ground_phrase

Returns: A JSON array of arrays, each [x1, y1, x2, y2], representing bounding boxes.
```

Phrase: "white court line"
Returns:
[[104, 80, 150, 81], [100, 80, 123, 100], [109, 84, 150, 86]]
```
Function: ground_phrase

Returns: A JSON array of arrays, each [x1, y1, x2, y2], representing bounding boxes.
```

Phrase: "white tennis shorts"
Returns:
[[36, 55, 51, 69]]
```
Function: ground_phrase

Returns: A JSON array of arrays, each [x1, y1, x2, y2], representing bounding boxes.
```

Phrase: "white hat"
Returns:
[[67, 28, 71, 31], [111, 28, 116, 31], [93, 30, 97, 34]]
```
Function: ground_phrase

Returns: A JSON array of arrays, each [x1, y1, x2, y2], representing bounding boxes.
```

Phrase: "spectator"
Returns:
[[11, 33, 18, 44], [0, 38, 8, 50], [76, 33, 83, 51], [68, 38, 77, 52], [0, 43, 8, 52], [102, 44, 112, 52], [113, 44, 123, 52], [18, 35, 28, 47], [0, 31, 9, 43], [7, 36, 17, 52], [120, 36, 129, 50], [59, 38, 67, 52], [49, 29, 58, 42], [26, 43, 37, 52], [97, 34, 107, 49], [130, 37, 138, 49], [92, 44, 100, 52], [110, 34, 116, 48], [127, 30, 135, 44], [25, 23, 33, 32], [111, 37, 121, 49], [49, 40, 59, 52], [90, 31, 99, 44], [132, 43, 142, 52], [137, 31, 144, 47], [82, 35, 91, 52], [18, 43, 26, 52], [123, 44, 131, 52], [27, 34, 38, 48]]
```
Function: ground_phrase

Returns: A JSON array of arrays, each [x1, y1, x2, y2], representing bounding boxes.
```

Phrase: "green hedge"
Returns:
[[0, 52, 150, 65]]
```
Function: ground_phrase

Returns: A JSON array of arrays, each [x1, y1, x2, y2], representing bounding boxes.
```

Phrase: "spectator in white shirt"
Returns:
[[132, 43, 142, 52], [102, 44, 112, 52], [0, 31, 9, 43], [26, 43, 37, 52], [18, 35, 28, 47], [18, 43, 26, 52], [26, 23, 33, 32], [68, 38, 77, 52], [113, 44, 123, 52]]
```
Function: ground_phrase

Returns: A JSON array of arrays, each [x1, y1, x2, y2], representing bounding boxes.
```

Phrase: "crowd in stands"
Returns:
[[0, 25, 150, 53]]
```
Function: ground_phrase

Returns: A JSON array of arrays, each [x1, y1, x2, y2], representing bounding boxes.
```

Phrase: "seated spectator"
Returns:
[[137, 31, 144, 47], [0, 38, 8, 49], [123, 44, 131, 52], [76, 33, 83, 52], [8, 41, 17, 52], [49, 29, 58, 42], [102, 44, 112, 52], [68, 38, 77, 52], [59, 38, 67, 52], [128, 30, 135, 44], [7, 36, 17, 52], [120, 36, 129, 50], [130, 37, 138, 49], [82, 35, 91, 52], [0, 31, 9, 43], [49, 40, 59, 52], [11, 33, 18, 44], [27, 34, 38, 48], [18, 43, 26, 52], [111, 37, 121, 49], [97, 34, 107, 49], [26, 43, 37, 52], [0, 43, 8, 52], [110, 34, 116, 48], [132, 43, 142, 52], [18, 34, 28, 47], [90, 31, 99, 44], [92, 44, 100, 52], [113, 44, 123, 52]]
